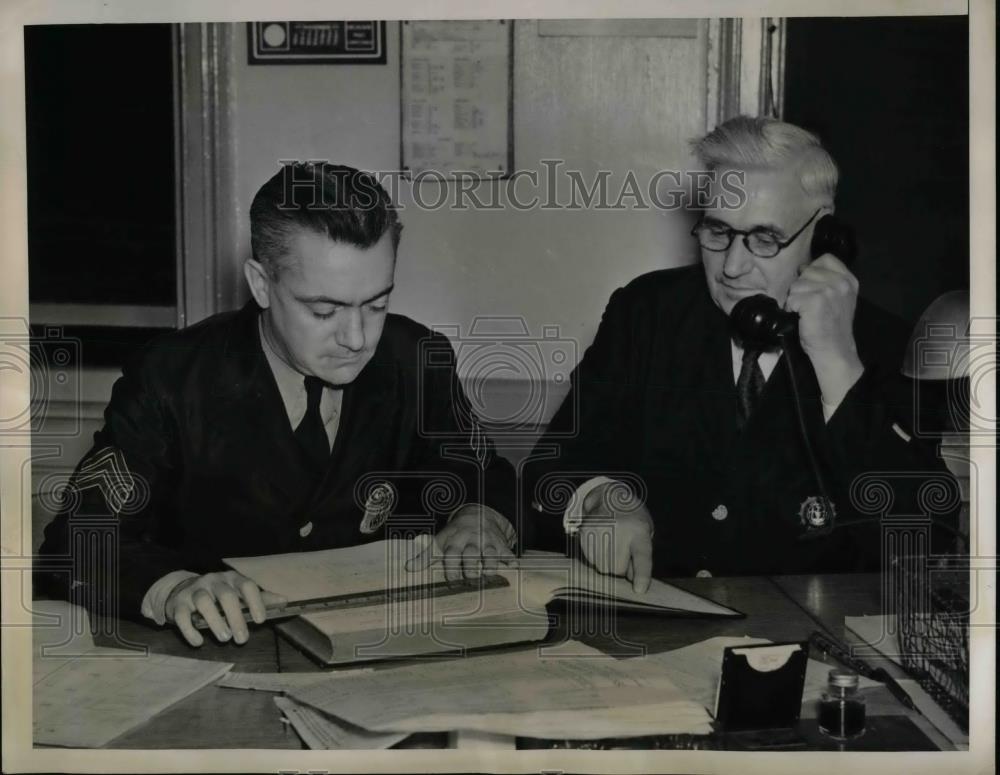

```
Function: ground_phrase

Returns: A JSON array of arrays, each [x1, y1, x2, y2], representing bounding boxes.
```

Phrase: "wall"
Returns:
[[229, 20, 707, 415]]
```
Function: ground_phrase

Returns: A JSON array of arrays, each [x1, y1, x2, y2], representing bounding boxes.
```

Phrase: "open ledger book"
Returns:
[[225, 537, 742, 666]]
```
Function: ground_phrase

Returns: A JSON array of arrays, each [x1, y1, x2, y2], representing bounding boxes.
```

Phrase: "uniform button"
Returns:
[[695, 569, 713, 578], [299, 521, 313, 538], [711, 504, 728, 521]]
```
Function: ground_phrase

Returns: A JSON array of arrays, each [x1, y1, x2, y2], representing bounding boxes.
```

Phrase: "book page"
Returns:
[[510, 551, 742, 617], [225, 538, 432, 601]]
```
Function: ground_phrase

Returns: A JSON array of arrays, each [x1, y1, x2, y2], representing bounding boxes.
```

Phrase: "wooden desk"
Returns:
[[83, 573, 949, 750]]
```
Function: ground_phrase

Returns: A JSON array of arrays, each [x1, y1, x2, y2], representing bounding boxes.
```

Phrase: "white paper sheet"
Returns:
[[225, 538, 430, 601], [896, 678, 969, 749], [33, 599, 233, 748], [218, 670, 372, 692], [401, 21, 511, 176], [288, 641, 711, 738], [388, 702, 713, 739], [33, 647, 232, 747], [274, 696, 408, 749], [845, 614, 903, 662]]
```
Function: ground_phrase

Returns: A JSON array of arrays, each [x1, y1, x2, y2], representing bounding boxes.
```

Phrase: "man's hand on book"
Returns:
[[165, 570, 286, 647], [405, 504, 516, 581], [578, 481, 654, 594]]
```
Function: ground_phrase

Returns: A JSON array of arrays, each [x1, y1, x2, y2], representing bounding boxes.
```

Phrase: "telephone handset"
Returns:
[[727, 215, 858, 539], [729, 215, 858, 350]]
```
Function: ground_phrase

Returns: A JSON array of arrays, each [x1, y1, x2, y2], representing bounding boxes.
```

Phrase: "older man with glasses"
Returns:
[[523, 116, 960, 587]]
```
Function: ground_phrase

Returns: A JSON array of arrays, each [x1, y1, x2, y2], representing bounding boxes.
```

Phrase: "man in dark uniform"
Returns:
[[38, 163, 517, 647], [524, 116, 959, 590]]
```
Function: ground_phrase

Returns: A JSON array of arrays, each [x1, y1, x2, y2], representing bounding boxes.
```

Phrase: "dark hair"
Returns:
[[250, 162, 402, 277]]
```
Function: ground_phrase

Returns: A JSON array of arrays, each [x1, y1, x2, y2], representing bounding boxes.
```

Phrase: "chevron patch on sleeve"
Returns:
[[72, 447, 136, 515]]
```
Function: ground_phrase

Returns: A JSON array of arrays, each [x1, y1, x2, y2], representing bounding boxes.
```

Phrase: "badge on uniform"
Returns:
[[798, 495, 836, 535], [359, 482, 397, 534]]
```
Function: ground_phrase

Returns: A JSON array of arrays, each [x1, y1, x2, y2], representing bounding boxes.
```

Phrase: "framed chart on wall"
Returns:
[[400, 20, 514, 179]]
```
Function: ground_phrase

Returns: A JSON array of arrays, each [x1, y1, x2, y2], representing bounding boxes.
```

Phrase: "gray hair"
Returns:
[[692, 116, 838, 204]]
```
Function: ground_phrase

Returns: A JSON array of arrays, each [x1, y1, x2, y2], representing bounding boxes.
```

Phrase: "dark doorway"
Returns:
[[783, 16, 969, 325]]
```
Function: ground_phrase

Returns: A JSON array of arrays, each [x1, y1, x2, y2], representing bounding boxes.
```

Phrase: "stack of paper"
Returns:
[[32, 601, 232, 747], [273, 696, 408, 749], [217, 636, 879, 743], [284, 641, 713, 738], [218, 670, 368, 693]]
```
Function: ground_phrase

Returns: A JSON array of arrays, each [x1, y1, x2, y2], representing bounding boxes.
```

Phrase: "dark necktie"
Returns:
[[294, 376, 330, 471], [736, 347, 765, 431]]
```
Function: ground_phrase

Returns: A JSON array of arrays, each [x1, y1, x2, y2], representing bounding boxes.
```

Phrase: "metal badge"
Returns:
[[359, 481, 397, 534], [798, 495, 836, 533]]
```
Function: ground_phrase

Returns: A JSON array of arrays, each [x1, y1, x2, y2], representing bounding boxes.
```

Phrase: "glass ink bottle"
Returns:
[[818, 669, 866, 740]]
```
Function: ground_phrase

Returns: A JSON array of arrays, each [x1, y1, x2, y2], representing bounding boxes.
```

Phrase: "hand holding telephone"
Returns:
[[730, 215, 857, 349], [726, 215, 858, 537]]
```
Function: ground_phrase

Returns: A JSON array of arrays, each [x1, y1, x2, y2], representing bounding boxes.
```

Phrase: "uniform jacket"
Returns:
[[38, 301, 516, 616], [523, 266, 959, 576]]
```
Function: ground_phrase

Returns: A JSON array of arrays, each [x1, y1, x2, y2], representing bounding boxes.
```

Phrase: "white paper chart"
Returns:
[[400, 20, 512, 177], [33, 646, 231, 747]]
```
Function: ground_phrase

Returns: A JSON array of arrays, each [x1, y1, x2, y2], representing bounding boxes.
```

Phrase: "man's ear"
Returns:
[[244, 259, 272, 309]]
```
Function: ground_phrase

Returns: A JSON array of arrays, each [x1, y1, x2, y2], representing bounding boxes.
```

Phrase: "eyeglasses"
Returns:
[[691, 207, 822, 259]]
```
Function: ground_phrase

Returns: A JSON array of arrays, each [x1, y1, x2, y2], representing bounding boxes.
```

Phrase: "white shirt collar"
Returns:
[[258, 315, 340, 429], [730, 340, 782, 384]]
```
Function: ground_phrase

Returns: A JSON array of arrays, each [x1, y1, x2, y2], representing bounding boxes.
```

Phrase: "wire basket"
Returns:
[[891, 560, 969, 733]]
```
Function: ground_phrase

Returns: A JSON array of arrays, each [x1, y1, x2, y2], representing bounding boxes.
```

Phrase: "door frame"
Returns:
[[706, 17, 786, 129], [173, 22, 240, 327]]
